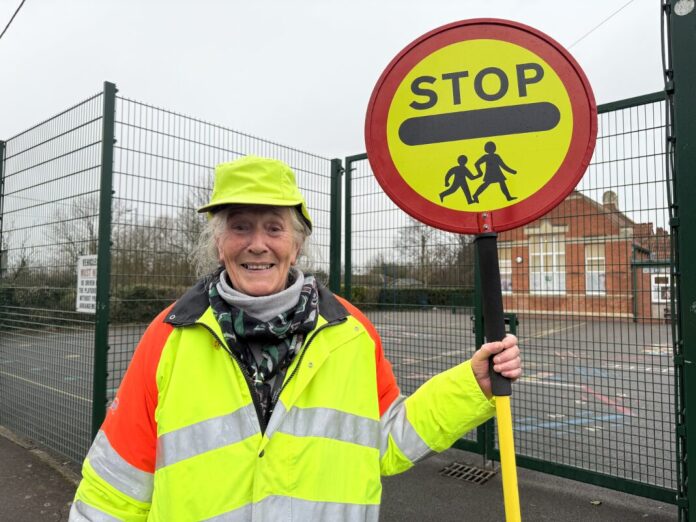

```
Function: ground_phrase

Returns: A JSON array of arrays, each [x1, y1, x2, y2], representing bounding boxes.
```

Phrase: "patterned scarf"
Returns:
[[208, 269, 319, 424]]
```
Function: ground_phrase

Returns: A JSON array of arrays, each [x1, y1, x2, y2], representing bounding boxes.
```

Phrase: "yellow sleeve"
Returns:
[[380, 361, 496, 476]]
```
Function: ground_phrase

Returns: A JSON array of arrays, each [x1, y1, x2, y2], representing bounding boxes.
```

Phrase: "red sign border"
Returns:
[[365, 18, 598, 234]]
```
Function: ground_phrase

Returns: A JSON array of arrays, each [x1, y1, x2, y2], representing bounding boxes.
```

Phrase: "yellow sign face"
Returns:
[[386, 39, 573, 211]]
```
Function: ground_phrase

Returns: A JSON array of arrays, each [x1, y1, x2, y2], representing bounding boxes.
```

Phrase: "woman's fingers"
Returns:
[[493, 358, 522, 378], [471, 334, 522, 396], [493, 345, 520, 364], [486, 335, 521, 378], [480, 334, 518, 356]]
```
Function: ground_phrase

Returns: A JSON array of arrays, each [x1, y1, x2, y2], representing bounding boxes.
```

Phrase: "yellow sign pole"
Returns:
[[497, 396, 521, 521]]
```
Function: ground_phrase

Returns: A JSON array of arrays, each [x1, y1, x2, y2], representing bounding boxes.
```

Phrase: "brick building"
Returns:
[[497, 190, 671, 322]]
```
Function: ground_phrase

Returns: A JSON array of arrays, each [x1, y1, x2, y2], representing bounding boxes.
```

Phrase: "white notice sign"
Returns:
[[76, 255, 98, 313]]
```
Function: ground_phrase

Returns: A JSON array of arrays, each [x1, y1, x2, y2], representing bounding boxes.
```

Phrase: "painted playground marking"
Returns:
[[527, 322, 586, 339], [514, 412, 625, 433], [0, 370, 92, 403]]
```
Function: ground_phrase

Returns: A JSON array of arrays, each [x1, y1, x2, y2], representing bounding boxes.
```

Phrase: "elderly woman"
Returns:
[[70, 156, 521, 521]]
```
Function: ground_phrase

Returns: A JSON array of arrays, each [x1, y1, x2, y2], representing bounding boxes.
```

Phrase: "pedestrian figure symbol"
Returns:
[[439, 155, 480, 204], [472, 141, 517, 202]]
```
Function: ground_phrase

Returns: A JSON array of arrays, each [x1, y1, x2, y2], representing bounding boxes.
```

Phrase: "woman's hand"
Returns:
[[471, 334, 521, 399]]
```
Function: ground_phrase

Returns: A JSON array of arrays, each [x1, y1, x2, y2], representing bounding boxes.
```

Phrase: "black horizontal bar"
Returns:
[[398, 102, 561, 145]]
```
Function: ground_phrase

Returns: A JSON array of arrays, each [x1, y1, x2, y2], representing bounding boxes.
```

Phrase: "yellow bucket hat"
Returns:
[[197, 155, 312, 231]]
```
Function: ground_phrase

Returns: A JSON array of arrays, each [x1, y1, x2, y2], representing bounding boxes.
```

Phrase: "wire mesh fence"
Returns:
[[507, 95, 674, 493], [106, 95, 335, 403], [346, 93, 674, 499], [345, 154, 479, 447], [0, 92, 104, 463], [0, 87, 335, 464], [0, 84, 676, 504]]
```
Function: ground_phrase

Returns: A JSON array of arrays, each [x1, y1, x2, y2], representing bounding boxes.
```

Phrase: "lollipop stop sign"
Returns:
[[365, 18, 597, 235], [365, 18, 597, 522]]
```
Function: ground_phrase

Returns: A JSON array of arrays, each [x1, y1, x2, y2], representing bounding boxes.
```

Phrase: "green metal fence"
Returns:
[[345, 91, 676, 504], [103, 88, 337, 428], [0, 82, 337, 462], [0, 82, 683, 511], [0, 92, 104, 463]]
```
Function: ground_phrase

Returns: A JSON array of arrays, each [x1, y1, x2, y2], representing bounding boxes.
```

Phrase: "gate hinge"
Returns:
[[674, 354, 684, 366], [677, 423, 687, 437]]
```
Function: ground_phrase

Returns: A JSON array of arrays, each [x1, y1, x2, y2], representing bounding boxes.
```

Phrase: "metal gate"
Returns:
[[344, 91, 676, 504], [0, 83, 339, 463]]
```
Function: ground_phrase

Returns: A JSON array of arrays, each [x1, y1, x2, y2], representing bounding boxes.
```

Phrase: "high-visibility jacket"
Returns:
[[70, 279, 495, 521]]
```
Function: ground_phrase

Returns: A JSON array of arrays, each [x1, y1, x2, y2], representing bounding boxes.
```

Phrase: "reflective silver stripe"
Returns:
[[156, 403, 259, 469], [87, 431, 153, 503], [380, 395, 433, 462], [204, 496, 379, 522], [202, 503, 251, 522], [264, 399, 288, 440], [267, 402, 379, 449], [69, 500, 121, 521]]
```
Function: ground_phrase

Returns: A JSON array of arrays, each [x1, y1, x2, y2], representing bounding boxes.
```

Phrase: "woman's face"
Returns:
[[216, 206, 300, 297]]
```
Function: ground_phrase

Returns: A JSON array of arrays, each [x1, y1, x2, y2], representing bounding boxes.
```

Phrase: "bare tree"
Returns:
[[395, 217, 451, 286], [171, 182, 211, 274], [47, 194, 130, 268], [110, 181, 212, 285], [47, 194, 99, 267], [0, 227, 36, 283], [435, 233, 476, 287]]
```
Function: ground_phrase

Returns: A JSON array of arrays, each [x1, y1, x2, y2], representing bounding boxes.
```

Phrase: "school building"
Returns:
[[496, 190, 671, 322]]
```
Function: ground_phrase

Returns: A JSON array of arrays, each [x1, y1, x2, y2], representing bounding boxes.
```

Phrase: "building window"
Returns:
[[529, 235, 565, 294], [585, 244, 606, 295], [499, 247, 512, 294], [651, 273, 671, 303]]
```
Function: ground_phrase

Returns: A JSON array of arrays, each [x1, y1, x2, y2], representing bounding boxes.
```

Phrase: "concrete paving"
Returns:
[[0, 427, 78, 522], [0, 426, 678, 521], [381, 449, 677, 521]]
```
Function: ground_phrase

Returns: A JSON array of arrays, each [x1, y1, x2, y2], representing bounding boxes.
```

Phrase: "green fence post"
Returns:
[[344, 158, 352, 301], [91, 81, 117, 438], [669, 2, 696, 517], [344, 154, 367, 301], [0, 140, 5, 279], [329, 159, 343, 294]]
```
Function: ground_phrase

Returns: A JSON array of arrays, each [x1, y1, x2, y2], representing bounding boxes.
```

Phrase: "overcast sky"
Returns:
[[0, 0, 663, 158]]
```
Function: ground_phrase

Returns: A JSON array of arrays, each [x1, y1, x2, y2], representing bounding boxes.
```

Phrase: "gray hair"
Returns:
[[189, 205, 314, 278]]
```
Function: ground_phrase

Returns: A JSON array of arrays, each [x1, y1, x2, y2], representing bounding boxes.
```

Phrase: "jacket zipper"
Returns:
[[197, 323, 268, 432]]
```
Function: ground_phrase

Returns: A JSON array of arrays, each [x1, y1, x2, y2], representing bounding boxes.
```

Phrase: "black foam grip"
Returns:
[[474, 233, 512, 396]]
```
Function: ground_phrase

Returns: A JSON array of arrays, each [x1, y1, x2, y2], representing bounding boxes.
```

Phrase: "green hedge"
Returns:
[[0, 284, 80, 329], [0, 285, 17, 308], [0, 282, 183, 325], [110, 285, 183, 324], [378, 287, 474, 308], [346, 286, 380, 309], [2, 281, 475, 325], [0, 285, 76, 311], [347, 286, 473, 310]]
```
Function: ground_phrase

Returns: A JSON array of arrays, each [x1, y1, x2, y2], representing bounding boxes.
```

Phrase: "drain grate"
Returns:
[[439, 462, 497, 484]]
